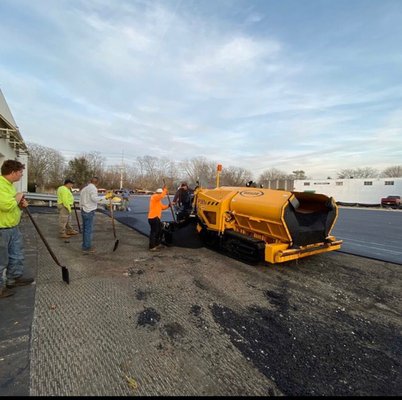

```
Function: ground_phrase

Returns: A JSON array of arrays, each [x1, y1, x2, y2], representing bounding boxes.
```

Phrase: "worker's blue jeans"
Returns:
[[81, 210, 95, 251], [0, 226, 25, 288]]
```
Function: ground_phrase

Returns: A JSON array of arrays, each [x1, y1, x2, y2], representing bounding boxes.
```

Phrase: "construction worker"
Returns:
[[0, 159, 34, 298], [147, 186, 169, 251], [80, 177, 101, 254], [56, 179, 79, 239], [172, 182, 193, 221], [121, 188, 131, 211]]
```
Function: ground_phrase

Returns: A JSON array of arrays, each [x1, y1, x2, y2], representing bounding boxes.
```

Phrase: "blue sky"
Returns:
[[1, 0, 401, 179]]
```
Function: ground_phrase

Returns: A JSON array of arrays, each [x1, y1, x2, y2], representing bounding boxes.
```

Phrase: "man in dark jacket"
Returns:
[[172, 182, 193, 221]]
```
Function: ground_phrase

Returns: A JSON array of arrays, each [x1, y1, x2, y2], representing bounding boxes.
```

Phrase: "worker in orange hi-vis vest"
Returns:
[[147, 186, 169, 251]]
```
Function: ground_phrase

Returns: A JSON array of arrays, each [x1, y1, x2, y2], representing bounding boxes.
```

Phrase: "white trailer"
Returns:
[[293, 177, 402, 206]]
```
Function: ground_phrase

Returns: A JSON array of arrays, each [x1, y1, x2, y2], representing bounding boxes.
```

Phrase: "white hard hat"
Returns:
[[155, 188, 163, 193]]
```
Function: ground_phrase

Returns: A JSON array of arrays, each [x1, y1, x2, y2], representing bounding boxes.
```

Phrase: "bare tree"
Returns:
[[220, 166, 253, 186], [47, 154, 67, 188], [27, 142, 66, 190], [337, 168, 354, 179], [136, 155, 159, 182], [132, 155, 179, 190], [123, 164, 141, 189], [258, 168, 288, 187], [83, 151, 106, 178], [159, 158, 179, 190], [337, 167, 379, 179], [101, 165, 122, 189], [181, 157, 217, 187], [381, 165, 402, 178]]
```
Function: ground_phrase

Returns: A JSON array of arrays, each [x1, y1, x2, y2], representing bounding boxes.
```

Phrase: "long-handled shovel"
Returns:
[[73, 201, 81, 233], [24, 207, 70, 284], [163, 179, 177, 224], [109, 198, 119, 251]]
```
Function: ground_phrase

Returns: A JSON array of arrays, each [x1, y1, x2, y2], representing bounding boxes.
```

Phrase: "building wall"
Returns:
[[0, 137, 19, 159], [0, 89, 28, 192], [293, 178, 402, 205]]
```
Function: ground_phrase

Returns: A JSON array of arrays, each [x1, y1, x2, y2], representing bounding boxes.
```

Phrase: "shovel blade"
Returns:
[[62, 266, 70, 284]]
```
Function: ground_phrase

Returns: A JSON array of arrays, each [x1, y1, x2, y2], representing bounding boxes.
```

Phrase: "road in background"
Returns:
[[105, 196, 402, 265], [333, 207, 402, 265]]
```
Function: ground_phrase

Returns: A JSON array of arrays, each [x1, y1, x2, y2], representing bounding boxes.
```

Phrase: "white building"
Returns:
[[0, 88, 28, 191], [293, 177, 402, 206]]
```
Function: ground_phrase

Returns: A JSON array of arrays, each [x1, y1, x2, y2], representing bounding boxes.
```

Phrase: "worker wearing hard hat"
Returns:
[[147, 186, 169, 251]]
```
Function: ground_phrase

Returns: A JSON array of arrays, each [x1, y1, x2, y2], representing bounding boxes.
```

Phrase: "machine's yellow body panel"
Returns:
[[194, 186, 342, 264]]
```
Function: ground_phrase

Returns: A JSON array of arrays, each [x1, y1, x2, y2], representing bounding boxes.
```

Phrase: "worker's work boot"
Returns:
[[82, 247, 96, 254], [59, 233, 70, 239], [0, 287, 15, 298], [67, 230, 79, 235], [6, 277, 34, 289]]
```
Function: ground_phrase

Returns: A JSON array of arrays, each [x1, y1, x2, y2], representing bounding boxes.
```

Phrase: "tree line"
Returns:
[[26, 142, 402, 192]]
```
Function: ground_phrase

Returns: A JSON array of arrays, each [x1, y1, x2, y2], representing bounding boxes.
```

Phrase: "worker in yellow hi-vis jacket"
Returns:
[[57, 179, 79, 239]]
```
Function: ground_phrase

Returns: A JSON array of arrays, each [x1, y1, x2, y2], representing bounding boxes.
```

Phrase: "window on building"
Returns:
[[364, 181, 372, 186], [336, 182, 343, 186], [385, 181, 394, 185], [304, 182, 310, 186]]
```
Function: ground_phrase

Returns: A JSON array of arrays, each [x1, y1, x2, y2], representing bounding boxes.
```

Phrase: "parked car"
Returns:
[[380, 195, 401, 209]]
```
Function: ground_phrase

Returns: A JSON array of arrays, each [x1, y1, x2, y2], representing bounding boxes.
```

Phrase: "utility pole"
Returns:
[[120, 151, 125, 189]]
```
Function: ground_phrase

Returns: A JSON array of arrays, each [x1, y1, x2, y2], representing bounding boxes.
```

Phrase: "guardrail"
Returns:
[[23, 192, 122, 210], [24, 192, 59, 206]]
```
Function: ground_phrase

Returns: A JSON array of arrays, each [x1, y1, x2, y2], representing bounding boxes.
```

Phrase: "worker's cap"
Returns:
[[181, 182, 188, 187], [64, 179, 75, 185], [155, 188, 163, 193]]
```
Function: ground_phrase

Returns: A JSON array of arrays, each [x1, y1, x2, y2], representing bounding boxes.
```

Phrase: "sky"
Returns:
[[1, 0, 401, 179]]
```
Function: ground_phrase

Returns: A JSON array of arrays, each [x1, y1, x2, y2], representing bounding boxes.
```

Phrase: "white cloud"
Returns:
[[1, 0, 401, 179]]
